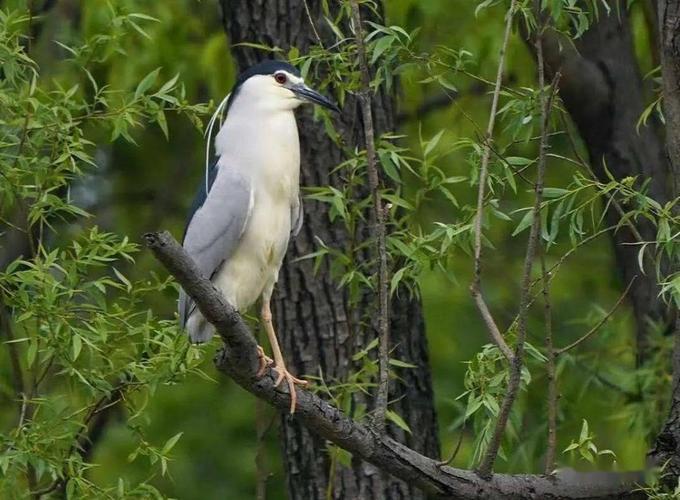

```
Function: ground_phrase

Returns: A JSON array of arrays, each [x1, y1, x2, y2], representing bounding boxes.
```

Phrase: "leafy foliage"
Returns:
[[0, 0, 678, 497], [0, 3, 208, 496]]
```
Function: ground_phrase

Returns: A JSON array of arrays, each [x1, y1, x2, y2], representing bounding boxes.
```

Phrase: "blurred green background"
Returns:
[[3, 0, 660, 498]]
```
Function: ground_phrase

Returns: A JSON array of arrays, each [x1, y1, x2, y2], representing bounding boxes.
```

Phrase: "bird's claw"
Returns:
[[255, 345, 274, 378], [272, 365, 308, 414]]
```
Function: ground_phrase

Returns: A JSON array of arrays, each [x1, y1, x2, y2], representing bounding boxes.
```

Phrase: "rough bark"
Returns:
[[648, 0, 680, 482], [539, 2, 674, 361], [219, 2, 439, 499], [658, 0, 680, 196], [145, 230, 647, 500]]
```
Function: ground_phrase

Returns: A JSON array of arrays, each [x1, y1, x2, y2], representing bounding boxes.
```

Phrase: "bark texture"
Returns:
[[219, 2, 439, 499], [145, 230, 647, 500], [540, 2, 675, 361], [648, 0, 680, 482]]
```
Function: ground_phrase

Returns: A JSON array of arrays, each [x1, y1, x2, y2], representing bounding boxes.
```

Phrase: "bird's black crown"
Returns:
[[226, 60, 301, 110]]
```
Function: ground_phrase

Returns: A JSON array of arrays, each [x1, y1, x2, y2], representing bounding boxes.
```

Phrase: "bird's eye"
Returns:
[[274, 73, 287, 84]]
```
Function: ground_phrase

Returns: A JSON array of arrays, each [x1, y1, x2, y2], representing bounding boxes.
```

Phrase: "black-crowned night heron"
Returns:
[[179, 61, 339, 413]]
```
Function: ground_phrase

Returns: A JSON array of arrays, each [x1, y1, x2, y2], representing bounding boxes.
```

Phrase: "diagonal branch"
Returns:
[[469, 0, 517, 363], [144, 230, 645, 499], [349, 0, 391, 434], [476, 24, 560, 473], [555, 277, 637, 355], [541, 251, 558, 475]]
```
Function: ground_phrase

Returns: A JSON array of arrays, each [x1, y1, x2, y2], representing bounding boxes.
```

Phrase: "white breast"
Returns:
[[212, 106, 300, 311]]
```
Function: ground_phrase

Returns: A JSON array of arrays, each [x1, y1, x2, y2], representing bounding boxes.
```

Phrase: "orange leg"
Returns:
[[260, 297, 308, 413], [255, 346, 273, 377]]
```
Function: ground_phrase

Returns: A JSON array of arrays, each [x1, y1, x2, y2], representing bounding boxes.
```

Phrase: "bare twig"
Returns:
[[144, 230, 645, 498], [302, 0, 324, 48], [438, 420, 467, 466], [349, 0, 391, 434], [469, 0, 517, 363], [556, 277, 637, 355], [477, 31, 558, 477], [541, 252, 557, 474]]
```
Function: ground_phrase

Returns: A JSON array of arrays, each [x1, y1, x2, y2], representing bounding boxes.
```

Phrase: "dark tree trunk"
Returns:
[[219, 2, 439, 499], [540, 2, 675, 362], [648, 0, 680, 483]]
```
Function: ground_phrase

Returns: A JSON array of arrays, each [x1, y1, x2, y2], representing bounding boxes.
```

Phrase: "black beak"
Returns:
[[293, 84, 341, 113]]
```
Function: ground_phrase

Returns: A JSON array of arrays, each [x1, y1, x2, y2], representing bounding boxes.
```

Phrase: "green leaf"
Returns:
[[512, 210, 534, 236], [543, 187, 569, 198], [113, 267, 132, 292], [424, 130, 445, 156], [371, 36, 394, 64], [27, 339, 38, 368], [128, 12, 160, 22], [505, 156, 533, 166], [465, 396, 483, 419], [324, 16, 344, 40], [72, 335, 82, 361], [156, 110, 168, 139], [563, 442, 579, 453], [135, 68, 161, 99], [352, 338, 379, 361], [382, 193, 413, 211], [157, 73, 180, 95], [386, 409, 412, 434], [579, 419, 589, 443], [390, 267, 407, 295], [388, 358, 418, 369], [162, 432, 183, 454]]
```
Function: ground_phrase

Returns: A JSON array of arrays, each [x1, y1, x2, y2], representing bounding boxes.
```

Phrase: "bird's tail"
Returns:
[[186, 311, 215, 344], [179, 289, 214, 344]]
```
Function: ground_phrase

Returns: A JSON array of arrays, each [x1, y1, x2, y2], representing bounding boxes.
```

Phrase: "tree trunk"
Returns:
[[540, 2, 675, 362], [648, 0, 680, 483], [219, 2, 439, 499]]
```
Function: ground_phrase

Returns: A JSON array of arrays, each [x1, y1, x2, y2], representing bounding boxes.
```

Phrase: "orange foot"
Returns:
[[273, 364, 308, 414], [255, 346, 274, 377]]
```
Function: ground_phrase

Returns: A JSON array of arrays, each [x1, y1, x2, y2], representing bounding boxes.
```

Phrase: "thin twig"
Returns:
[[541, 252, 557, 474], [438, 420, 467, 466], [477, 32, 558, 478], [505, 225, 617, 339], [468, 0, 517, 363], [302, 0, 324, 47], [559, 112, 647, 245], [555, 277, 637, 355], [349, 0, 391, 434]]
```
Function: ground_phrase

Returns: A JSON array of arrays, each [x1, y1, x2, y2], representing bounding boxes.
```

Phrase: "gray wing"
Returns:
[[291, 195, 304, 236], [179, 165, 253, 327]]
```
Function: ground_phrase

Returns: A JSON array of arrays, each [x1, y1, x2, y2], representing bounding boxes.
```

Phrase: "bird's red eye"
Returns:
[[274, 73, 287, 84]]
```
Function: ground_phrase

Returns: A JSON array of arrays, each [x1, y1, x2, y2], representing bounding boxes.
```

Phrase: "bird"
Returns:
[[179, 60, 340, 413]]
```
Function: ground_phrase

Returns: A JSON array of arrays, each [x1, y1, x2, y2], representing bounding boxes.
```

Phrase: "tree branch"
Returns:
[[144, 230, 645, 499], [535, 3, 673, 364], [555, 277, 637, 355], [477, 27, 557, 477], [349, 0, 391, 434], [649, 0, 680, 482], [469, 0, 517, 363], [541, 251, 557, 475]]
